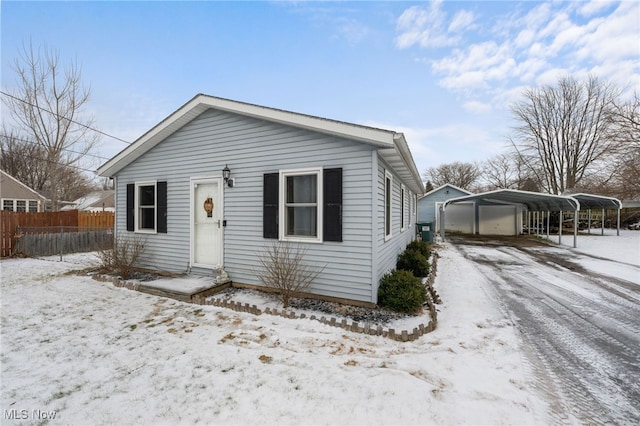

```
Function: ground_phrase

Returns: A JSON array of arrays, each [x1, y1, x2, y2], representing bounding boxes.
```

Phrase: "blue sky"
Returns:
[[2, 1, 639, 176]]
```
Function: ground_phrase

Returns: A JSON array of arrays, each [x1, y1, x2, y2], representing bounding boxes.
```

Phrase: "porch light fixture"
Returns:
[[222, 165, 234, 187]]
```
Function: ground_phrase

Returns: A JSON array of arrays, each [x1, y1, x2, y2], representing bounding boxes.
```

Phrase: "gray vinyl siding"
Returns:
[[372, 156, 416, 301], [114, 108, 376, 303], [418, 187, 471, 223]]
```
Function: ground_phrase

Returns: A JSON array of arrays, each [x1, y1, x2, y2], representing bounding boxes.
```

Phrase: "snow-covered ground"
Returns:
[[1, 245, 552, 425], [544, 228, 640, 283], [2, 231, 637, 425]]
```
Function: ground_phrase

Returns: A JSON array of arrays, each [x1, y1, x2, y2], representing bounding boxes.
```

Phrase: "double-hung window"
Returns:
[[136, 182, 156, 232], [280, 168, 322, 242], [127, 181, 167, 233]]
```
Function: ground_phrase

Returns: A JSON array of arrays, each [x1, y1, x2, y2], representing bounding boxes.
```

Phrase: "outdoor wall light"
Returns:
[[222, 165, 234, 187]]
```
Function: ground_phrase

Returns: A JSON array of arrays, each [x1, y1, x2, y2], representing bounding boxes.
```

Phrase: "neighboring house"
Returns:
[[0, 170, 46, 212], [61, 190, 115, 212], [418, 184, 473, 233], [98, 94, 424, 305]]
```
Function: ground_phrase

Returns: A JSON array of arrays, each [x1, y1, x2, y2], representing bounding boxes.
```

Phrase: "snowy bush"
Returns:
[[257, 242, 325, 308], [378, 269, 426, 313], [97, 233, 145, 279]]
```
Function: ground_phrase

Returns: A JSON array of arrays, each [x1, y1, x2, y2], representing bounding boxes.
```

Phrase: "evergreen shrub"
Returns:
[[406, 239, 431, 259], [397, 249, 430, 277], [378, 269, 427, 313]]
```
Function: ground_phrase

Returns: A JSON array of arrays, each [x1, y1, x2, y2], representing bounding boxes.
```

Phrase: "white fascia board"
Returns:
[[389, 133, 424, 195], [98, 94, 397, 177]]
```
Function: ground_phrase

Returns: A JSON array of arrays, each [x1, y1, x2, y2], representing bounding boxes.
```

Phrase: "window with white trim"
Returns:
[[384, 170, 392, 240], [135, 182, 157, 232], [2, 199, 14, 211], [28, 201, 38, 212], [16, 200, 26, 212], [280, 168, 323, 242]]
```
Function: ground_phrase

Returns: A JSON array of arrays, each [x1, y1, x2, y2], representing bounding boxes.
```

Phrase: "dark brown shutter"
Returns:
[[157, 181, 167, 233], [263, 173, 279, 239], [323, 168, 342, 242], [126, 184, 135, 231]]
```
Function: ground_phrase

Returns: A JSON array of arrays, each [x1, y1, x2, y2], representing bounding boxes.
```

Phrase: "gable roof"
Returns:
[[61, 190, 115, 211], [419, 183, 472, 200], [0, 170, 47, 201], [97, 94, 424, 194]]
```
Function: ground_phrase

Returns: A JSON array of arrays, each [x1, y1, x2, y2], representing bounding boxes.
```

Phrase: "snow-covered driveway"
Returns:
[[450, 232, 640, 425]]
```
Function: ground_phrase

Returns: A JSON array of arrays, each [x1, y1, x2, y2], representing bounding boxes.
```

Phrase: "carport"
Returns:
[[571, 193, 622, 236], [440, 189, 621, 248]]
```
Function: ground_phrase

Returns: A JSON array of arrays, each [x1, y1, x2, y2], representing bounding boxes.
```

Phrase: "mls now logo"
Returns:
[[4, 409, 58, 420]]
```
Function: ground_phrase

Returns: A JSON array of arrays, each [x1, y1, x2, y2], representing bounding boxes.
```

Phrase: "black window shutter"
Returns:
[[263, 173, 279, 239], [323, 168, 343, 242], [157, 181, 167, 233], [126, 184, 135, 231]]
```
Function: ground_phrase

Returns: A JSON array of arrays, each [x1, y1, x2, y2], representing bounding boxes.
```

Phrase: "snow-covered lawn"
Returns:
[[1, 245, 555, 425]]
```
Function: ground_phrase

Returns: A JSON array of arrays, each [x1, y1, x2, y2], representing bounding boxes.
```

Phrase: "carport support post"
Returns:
[[440, 205, 446, 242], [601, 208, 605, 236], [587, 210, 591, 234], [527, 211, 531, 235], [617, 207, 620, 236], [546, 211, 550, 239], [559, 210, 563, 245], [573, 209, 578, 248]]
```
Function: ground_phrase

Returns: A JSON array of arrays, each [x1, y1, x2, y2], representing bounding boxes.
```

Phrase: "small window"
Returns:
[[136, 182, 156, 232], [280, 168, 322, 242], [16, 200, 26, 212], [3, 200, 14, 211], [384, 170, 392, 241], [28, 201, 38, 212]]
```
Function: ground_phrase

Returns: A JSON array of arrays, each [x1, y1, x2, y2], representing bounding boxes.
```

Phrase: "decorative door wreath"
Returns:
[[203, 197, 214, 218]]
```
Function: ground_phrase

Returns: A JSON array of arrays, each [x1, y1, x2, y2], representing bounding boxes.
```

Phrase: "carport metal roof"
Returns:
[[443, 189, 580, 212], [570, 193, 622, 210], [440, 189, 622, 248]]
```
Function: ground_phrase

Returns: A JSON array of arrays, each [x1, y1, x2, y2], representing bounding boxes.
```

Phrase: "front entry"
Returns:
[[191, 178, 223, 268]]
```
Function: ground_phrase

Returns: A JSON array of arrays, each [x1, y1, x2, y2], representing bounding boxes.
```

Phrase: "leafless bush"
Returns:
[[96, 233, 145, 279], [257, 242, 325, 308]]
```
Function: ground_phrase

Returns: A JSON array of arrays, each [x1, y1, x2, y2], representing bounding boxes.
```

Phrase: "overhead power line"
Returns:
[[0, 133, 110, 161], [0, 90, 133, 145]]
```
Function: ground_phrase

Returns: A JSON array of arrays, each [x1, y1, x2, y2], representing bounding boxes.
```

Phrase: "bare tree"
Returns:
[[1, 129, 48, 190], [423, 161, 481, 191], [1, 130, 97, 203], [257, 242, 325, 308], [2, 43, 99, 210], [482, 153, 541, 191], [607, 92, 640, 199], [510, 75, 621, 194]]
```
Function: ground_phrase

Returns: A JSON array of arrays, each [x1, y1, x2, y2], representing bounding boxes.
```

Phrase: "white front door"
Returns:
[[192, 178, 223, 268]]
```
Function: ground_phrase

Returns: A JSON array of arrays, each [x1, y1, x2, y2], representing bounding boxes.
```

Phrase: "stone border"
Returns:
[[92, 249, 440, 342]]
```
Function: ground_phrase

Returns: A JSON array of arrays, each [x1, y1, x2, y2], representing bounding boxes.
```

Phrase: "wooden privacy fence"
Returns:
[[1, 210, 114, 257]]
